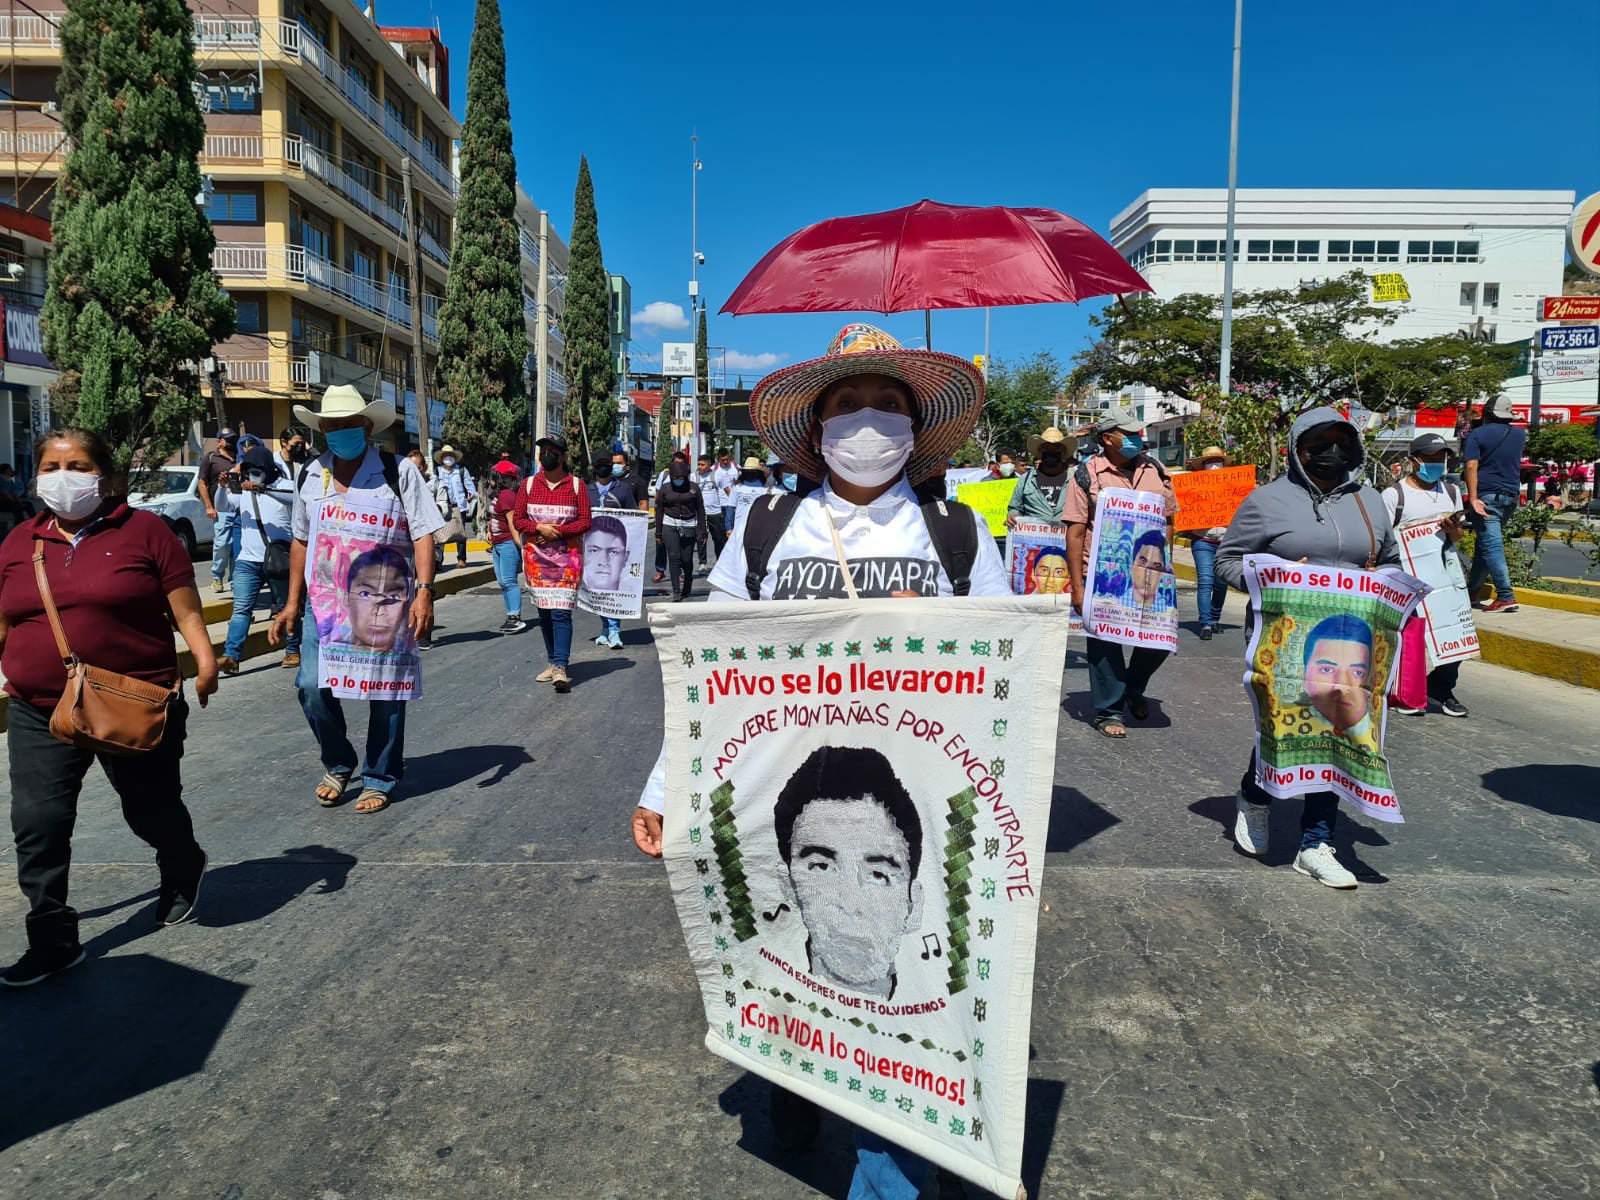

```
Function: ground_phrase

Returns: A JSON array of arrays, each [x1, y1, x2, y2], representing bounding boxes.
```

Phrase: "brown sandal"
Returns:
[[1093, 716, 1128, 739], [353, 788, 391, 814], [316, 769, 353, 807]]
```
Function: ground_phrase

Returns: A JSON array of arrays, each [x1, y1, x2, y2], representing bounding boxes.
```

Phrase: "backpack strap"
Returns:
[[740, 492, 804, 599], [378, 449, 402, 497], [918, 499, 978, 596], [1387, 480, 1406, 526]]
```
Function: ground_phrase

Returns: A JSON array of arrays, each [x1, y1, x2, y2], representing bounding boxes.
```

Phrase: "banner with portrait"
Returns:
[[306, 493, 421, 701], [1004, 518, 1082, 637], [1242, 554, 1429, 823], [1394, 521, 1478, 670], [654, 597, 1072, 1200], [1084, 487, 1178, 653], [523, 502, 582, 610], [577, 508, 650, 619]]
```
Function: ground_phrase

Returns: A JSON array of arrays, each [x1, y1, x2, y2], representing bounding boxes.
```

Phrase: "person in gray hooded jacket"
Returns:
[[1215, 407, 1399, 889]]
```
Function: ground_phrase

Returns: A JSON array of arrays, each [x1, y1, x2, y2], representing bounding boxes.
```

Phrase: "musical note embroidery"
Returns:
[[920, 933, 943, 960]]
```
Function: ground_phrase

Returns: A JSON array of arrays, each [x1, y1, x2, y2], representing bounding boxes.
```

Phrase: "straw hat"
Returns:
[[1185, 445, 1229, 470], [292, 384, 396, 433], [1027, 427, 1074, 458], [741, 456, 763, 470], [433, 443, 461, 464], [747, 324, 984, 486]]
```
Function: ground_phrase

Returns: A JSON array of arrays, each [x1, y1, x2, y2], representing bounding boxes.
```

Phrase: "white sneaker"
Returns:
[[1293, 843, 1358, 889], [1233, 792, 1270, 856], [593, 635, 610, 646]]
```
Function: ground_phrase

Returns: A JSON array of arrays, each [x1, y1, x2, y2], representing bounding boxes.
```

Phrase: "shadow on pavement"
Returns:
[[429, 629, 503, 648], [569, 658, 636, 686], [1479, 764, 1600, 822], [1046, 786, 1119, 855], [82, 846, 359, 957], [717, 1074, 854, 1196], [1021, 1076, 1067, 1199], [1186, 794, 1391, 882], [0, 954, 247, 1152], [400, 744, 535, 797]]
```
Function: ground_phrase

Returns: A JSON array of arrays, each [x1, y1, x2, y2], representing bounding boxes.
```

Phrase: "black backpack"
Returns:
[[741, 492, 979, 600]]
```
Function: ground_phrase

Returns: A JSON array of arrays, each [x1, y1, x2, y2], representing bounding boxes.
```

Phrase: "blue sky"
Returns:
[[400, 0, 1600, 385]]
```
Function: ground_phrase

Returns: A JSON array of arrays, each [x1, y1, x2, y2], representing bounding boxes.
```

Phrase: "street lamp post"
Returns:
[[1218, 0, 1244, 407]]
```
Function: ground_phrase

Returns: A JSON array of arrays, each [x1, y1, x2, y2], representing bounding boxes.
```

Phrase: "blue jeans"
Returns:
[[849, 1130, 928, 1200], [491, 541, 522, 617], [295, 614, 407, 794], [599, 616, 621, 641], [225, 558, 299, 659], [1085, 637, 1169, 720], [211, 509, 237, 583], [1467, 491, 1518, 601], [1191, 538, 1224, 626], [1241, 751, 1338, 849], [537, 606, 572, 667]]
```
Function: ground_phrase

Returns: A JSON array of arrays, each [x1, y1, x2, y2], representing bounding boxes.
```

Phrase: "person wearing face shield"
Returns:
[[1381, 433, 1471, 719], [1006, 427, 1074, 526], [629, 324, 1010, 1199], [1215, 408, 1400, 889], [1064, 414, 1178, 739], [215, 445, 301, 674]]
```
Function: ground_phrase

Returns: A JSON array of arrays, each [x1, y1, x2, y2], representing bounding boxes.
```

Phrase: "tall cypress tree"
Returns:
[[562, 156, 615, 471], [695, 304, 716, 454], [43, 0, 234, 478], [436, 0, 524, 471], [655, 379, 674, 472]]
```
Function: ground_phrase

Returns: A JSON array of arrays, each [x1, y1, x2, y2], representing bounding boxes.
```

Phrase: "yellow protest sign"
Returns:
[[1371, 273, 1411, 303], [956, 477, 1018, 536]]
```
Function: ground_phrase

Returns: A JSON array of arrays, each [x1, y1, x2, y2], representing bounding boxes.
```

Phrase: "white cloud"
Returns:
[[724, 350, 786, 372], [631, 301, 690, 331]]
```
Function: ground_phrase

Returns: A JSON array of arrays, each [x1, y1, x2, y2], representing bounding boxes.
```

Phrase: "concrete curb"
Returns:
[[0, 564, 496, 733]]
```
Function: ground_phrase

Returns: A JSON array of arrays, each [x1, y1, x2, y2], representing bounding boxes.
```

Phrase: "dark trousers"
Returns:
[[1427, 660, 1461, 700], [1085, 636, 1169, 719], [663, 527, 699, 598], [703, 511, 727, 562], [7, 694, 200, 951], [1240, 750, 1338, 849]]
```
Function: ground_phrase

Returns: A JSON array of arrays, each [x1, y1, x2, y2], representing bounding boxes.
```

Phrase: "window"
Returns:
[[234, 300, 261, 332], [205, 190, 258, 223], [293, 311, 333, 352], [1376, 240, 1399, 262], [1328, 239, 1352, 262], [1173, 239, 1195, 262], [1246, 239, 1271, 262], [204, 76, 258, 112], [1458, 240, 1479, 262], [1270, 240, 1297, 262], [297, 214, 331, 262], [1460, 283, 1478, 310], [1482, 283, 1499, 311], [1407, 240, 1430, 262]]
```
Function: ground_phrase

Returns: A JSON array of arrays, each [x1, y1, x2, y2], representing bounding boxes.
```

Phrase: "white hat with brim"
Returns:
[[433, 443, 460, 464], [292, 384, 397, 434], [748, 323, 984, 487]]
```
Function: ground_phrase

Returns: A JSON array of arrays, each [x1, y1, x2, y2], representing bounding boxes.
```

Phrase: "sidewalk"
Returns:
[[1173, 545, 1600, 690]]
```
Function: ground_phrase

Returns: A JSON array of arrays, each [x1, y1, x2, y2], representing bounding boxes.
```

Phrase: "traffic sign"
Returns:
[[1571, 191, 1600, 279], [1538, 325, 1599, 351], [1541, 295, 1600, 321]]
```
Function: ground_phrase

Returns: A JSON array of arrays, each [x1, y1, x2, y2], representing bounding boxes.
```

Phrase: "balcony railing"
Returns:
[[0, 129, 66, 160], [419, 228, 451, 268], [195, 18, 261, 47], [212, 242, 435, 343], [202, 134, 266, 161], [0, 14, 60, 46], [519, 229, 540, 267], [216, 357, 311, 391], [298, 141, 404, 234]]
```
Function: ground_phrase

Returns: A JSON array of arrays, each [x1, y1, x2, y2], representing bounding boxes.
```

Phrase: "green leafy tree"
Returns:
[[43, 0, 235, 481], [696, 304, 715, 455], [1527, 422, 1600, 468], [655, 381, 674, 475], [436, 0, 525, 473], [562, 156, 615, 472], [972, 352, 1065, 462]]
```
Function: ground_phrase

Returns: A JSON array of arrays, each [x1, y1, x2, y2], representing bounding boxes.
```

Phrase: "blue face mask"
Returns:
[[325, 427, 367, 461], [1119, 434, 1145, 458], [611, 463, 624, 478], [1415, 461, 1446, 484], [782, 473, 798, 491]]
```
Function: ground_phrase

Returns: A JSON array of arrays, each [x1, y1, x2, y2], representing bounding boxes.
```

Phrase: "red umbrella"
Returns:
[[721, 199, 1151, 316]]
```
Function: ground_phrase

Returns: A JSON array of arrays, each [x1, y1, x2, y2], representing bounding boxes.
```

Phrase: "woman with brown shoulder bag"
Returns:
[[0, 428, 218, 988]]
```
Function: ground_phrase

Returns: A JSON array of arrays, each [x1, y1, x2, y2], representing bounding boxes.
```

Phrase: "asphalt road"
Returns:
[[2, 581, 1597, 1199]]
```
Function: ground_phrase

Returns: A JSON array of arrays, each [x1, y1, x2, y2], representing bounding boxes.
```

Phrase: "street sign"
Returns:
[[1570, 191, 1600, 279], [1538, 325, 1599, 351], [662, 342, 694, 376], [1540, 295, 1600, 321], [1534, 353, 1599, 382]]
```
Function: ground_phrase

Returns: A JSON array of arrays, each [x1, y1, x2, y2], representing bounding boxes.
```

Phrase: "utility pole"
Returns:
[[1218, 0, 1244, 404], [207, 357, 229, 430], [401, 156, 434, 465], [535, 210, 550, 442], [690, 134, 702, 457]]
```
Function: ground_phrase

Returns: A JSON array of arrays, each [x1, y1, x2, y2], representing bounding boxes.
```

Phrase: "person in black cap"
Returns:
[[1382, 432, 1472, 718], [1462, 393, 1525, 613]]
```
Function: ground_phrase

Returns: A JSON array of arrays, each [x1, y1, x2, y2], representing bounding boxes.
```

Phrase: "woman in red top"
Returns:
[[513, 435, 591, 693], [0, 428, 219, 987]]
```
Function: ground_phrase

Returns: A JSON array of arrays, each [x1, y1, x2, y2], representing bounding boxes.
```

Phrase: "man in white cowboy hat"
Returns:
[[1064, 411, 1178, 738], [269, 385, 445, 815], [1007, 426, 1076, 526], [431, 443, 478, 570], [723, 455, 769, 540], [630, 323, 1011, 1198]]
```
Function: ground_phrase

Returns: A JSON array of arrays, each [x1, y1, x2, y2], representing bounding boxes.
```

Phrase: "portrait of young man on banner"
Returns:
[[654, 597, 1071, 1200], [307, 494, 422, 700], [1085, 487, 1178, 653], [1243, 554, 1428, 822], [577, 509, 649, 619]]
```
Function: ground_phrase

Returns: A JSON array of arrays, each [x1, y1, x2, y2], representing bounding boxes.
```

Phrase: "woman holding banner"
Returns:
[[1215, 408, 1399, 889], [631, 323, 1009, 1199]]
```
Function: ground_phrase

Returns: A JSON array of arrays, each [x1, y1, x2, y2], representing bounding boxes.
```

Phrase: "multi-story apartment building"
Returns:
[[0, 203, 56, 478], [0, 0, 576, 454]]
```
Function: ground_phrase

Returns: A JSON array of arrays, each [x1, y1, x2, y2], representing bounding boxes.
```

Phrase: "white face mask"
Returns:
[[37, 470, 104, 521], [442, 455, 456, 468], [820, 409, 915, 488]]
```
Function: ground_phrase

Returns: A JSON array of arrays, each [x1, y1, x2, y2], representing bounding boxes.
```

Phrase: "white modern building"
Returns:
[[1096, 188, 1587, 460]]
